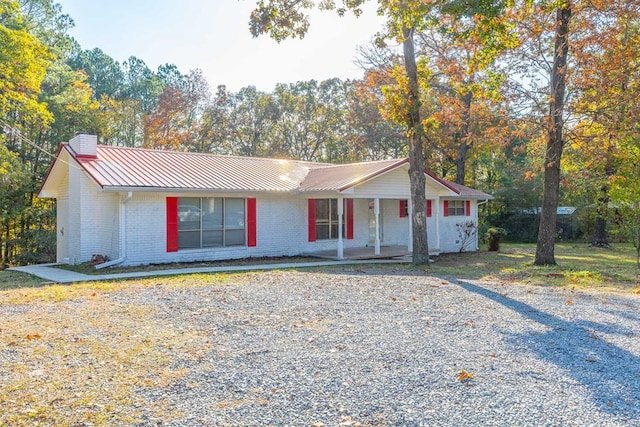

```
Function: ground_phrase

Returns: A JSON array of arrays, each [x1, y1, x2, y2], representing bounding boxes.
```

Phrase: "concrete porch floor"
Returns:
[[307, 245, 412, 261]]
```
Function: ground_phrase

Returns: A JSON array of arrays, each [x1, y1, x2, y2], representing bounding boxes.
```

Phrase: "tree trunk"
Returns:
[[403, 24, 429, 265], [535, 4, 572, 266], [455, 91, 473, 185], [592, 145, 614, 247]]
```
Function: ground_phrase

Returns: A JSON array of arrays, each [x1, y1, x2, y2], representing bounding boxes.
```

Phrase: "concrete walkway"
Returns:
[[9, 257, 412, 284]]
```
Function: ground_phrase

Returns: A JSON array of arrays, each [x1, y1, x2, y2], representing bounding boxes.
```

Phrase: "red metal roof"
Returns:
[[74, 145, 328, 192], [52, 144, 491, 198], [298, 159, 409, 192]]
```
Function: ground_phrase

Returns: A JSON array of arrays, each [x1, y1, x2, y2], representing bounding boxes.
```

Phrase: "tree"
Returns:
[[345, 70, 407, 161], [273, 79, 347, 162], [226, 86, 278, 157], [68, 47, 124, 100], [144, 85, 188, 150], [249, 0, 433, 263], [567, 2, 640, 247], [610, 143, 640, 267], [249, 0, 512, 264], [0, 0, 53, 127], [534, 2, 572, 266], [0, 143, 30, 266], [414, 14, 512, 185]]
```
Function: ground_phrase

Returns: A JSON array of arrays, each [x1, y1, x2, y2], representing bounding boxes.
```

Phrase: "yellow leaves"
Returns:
[[457, 369, 474, 382]]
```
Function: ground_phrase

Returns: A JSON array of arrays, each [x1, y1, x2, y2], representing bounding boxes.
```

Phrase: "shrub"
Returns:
[[485, 227, 507, 251]]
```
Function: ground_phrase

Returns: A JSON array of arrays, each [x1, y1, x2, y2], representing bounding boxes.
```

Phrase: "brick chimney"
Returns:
[[69, 133, 97, 159]]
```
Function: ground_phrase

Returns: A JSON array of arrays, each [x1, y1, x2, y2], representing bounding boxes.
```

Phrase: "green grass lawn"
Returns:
[[0, 270, 47, 290], [430, 243, 640, 292], [0, 243, 638, 294]]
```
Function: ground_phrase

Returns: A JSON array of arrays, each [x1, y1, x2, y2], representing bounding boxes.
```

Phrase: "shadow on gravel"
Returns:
[[457, 280, 640, 418]]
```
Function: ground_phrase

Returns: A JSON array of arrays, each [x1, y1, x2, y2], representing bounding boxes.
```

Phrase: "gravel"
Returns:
[[126, 268, 640, 426]]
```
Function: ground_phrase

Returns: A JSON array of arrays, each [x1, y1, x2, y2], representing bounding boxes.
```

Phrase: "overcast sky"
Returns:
[[56, 0, 387, 92]]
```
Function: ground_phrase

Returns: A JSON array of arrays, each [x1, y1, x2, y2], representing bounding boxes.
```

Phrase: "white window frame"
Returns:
[[177, 197, 246, 249]]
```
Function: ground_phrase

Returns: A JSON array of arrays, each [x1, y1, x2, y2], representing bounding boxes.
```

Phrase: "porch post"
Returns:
[[337, 196, 344, 260], [435, 198, 440, 254], [407, 197, 413, 253], [374, 198, 381, 255]]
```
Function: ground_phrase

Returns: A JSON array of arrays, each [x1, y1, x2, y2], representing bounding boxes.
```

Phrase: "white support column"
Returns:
[[435, 198, 440, 254], [407, 197, 413, 253], [337, 196, 344, 260], [374, 198, 381, 255]]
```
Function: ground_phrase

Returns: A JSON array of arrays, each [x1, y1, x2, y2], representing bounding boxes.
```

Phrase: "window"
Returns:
[[447, 200, 466, 216], [315, 199, 345, 240], [177, 197, 245, 249]]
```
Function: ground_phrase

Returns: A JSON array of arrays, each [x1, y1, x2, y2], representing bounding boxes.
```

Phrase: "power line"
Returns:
[[0, 118, 83, 171]]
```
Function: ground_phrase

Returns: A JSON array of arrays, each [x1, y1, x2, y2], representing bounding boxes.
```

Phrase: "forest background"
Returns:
[[1, 0, 639, 267]]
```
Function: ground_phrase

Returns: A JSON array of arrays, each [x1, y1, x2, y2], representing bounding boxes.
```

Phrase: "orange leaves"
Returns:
[[457, 369, 474, 382], [6, 333, 42, 346]]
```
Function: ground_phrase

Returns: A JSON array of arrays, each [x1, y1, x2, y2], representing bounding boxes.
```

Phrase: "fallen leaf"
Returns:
[[566, 300, 574, 306], [457, 369, 474, 382], [26, 333, 42, 340]]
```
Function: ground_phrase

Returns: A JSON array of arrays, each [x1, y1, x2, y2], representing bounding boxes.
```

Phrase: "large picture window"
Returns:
[[178, 197, 245, 249], [315, 199, 345, 240]]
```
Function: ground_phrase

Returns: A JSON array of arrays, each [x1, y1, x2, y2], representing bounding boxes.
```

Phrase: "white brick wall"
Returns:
[[68, 134, 97, 156], [118, 194, 481, 266], [59, 170, 482, 266], [122, 194, 377, 266], [438, 200, 479, 253], [62, 165, 119, 264]]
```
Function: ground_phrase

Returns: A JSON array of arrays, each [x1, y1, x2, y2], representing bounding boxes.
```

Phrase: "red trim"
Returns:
[[166, 197, 178, 252], [443, 200, 449, 217], [308, 199, 316, 242], [399, 200, 407, 218], [426, 200, 432, 218], [38, 143, 68, 197], [466, 200, 471, 217], [346, 199, 354, 240], [75, 154, 98, 160], [423, 169, 461, 194], [247, 198, 257, 247]]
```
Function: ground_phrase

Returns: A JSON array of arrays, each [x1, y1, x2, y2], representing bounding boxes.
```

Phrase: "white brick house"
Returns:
[[39, 134, 492, 267]]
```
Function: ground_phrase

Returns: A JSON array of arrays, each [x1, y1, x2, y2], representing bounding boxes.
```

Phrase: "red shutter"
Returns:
[[166, 197, 178, 252], [426, 200, 432, 218], [399, 200, 407, 218], [346, 199, 354, 240], [247, 198, 257, 247], [308, 199, 316, 242], [466, 200, 471, 217], [443, 200, 449, 217]]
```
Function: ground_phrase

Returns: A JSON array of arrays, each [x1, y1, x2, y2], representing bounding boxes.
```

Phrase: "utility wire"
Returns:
[[0, 118, 83, 171]]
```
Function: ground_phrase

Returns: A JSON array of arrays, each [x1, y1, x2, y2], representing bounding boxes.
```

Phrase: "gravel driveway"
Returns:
[[119, 268, 640, 426]]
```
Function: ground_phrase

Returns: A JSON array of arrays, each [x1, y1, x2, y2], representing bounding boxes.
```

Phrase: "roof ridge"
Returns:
[[305, 158, 406, 170]]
